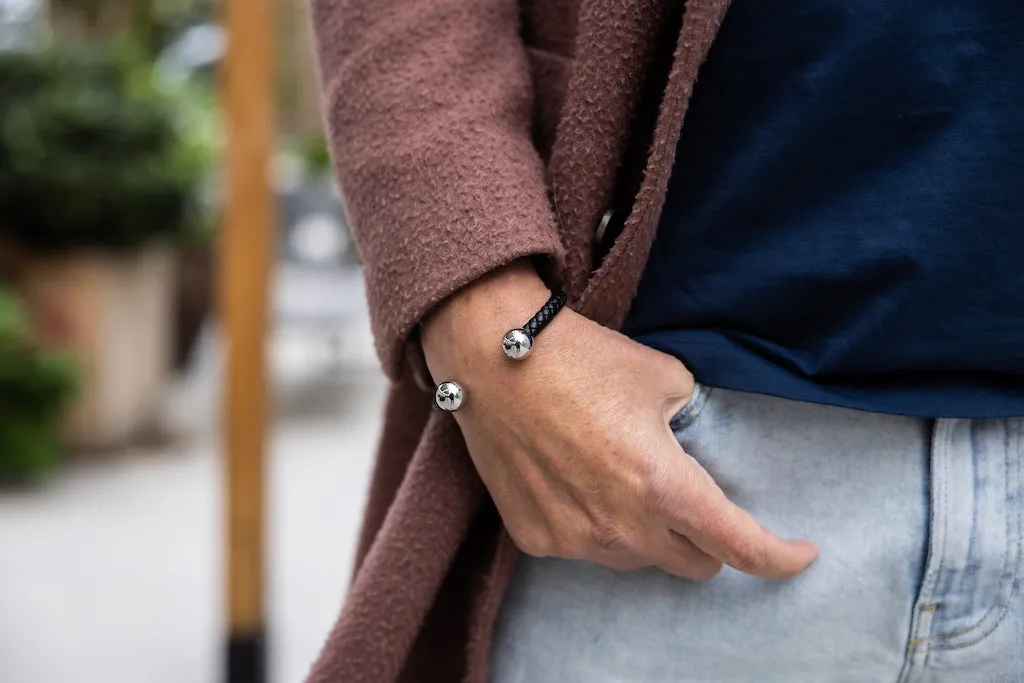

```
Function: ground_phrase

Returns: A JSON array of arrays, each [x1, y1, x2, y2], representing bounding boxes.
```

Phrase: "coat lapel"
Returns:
[[551, 0, 732, 318], [547, 0, 680, 297], [577, 0, 732, 327]]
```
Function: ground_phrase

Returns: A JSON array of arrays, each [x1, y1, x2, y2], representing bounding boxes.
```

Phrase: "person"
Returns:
[[308, 0, 1024, 681]]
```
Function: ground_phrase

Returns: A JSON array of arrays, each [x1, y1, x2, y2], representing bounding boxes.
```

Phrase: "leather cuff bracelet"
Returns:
[[501, 291, 568, 360], [433, 291, 568, 412]]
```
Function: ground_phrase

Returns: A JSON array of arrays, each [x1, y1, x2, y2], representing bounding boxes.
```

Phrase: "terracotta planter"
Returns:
[[4, 244, 176, 451]]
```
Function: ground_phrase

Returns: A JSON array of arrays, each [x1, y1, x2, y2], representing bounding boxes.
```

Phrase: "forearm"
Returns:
[[310, 0, 565, 381]]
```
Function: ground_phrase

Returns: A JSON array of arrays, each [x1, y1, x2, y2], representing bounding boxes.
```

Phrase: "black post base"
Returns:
[[227, 629, 266, 683]]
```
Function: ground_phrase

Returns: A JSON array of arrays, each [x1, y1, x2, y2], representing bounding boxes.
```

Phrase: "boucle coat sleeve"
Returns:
[[310, 0, 567, 382]]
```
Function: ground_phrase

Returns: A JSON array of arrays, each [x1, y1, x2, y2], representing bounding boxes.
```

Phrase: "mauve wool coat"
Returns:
[[307, 0, 732, 680]]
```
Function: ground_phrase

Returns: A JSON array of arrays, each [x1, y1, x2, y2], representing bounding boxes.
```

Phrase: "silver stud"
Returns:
[[502, 328, 533, 360], [434, 381, 464, 412]]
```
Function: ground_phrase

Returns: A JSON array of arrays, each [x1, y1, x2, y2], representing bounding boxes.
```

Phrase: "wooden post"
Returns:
[[221, 0, 274, 680]]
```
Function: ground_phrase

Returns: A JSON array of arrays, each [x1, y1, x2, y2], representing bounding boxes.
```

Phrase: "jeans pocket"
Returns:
[[668, 381, 713, 435]]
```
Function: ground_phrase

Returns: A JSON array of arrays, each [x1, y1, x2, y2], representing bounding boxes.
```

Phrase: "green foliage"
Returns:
[[0, 40, 212, 253], [0, 418, 63, 484], [50, 0, 216, 57], [141, 0, 217, 55], [294, 133, 333, 177], [0, 285, 79, 483]]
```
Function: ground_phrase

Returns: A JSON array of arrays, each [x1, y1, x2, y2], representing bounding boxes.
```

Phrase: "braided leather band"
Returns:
[[501, 291, 567, 361], [524, 291, 567, 339]]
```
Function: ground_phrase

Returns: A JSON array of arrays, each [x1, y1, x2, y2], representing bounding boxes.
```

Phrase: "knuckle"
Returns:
[[589, 517, 630, 552], [727, 540, 769, 573], [548, 523, 590, 560], [691, 491, 734, 535]]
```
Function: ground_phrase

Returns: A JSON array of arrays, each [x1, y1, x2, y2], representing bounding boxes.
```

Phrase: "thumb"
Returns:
[[654, 355, 697, 423]]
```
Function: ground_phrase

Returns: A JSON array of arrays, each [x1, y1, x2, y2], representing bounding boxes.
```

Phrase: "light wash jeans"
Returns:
[[490, 386, 1024, 683]]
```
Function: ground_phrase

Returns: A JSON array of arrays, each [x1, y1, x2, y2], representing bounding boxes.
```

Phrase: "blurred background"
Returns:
[[0, 1, 382, 681]]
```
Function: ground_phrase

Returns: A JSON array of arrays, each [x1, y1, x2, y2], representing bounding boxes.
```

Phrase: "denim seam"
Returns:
[[915, 420, 950, 622], [895, 421, 947, 683], [919, 454, 1020, 652], [912, 420, 1021, 650], [894, 421, 944, 683]]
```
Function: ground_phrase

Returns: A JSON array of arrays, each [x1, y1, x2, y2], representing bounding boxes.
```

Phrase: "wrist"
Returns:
[[421, 260, 551, 381]]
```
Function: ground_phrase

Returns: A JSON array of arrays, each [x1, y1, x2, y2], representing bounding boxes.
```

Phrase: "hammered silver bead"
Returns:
[[502, 328, 533, 360], [434, 381, 464, 412]]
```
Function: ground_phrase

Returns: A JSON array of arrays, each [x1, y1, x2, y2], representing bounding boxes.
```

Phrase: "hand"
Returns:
[[421, 261, 818, 579]]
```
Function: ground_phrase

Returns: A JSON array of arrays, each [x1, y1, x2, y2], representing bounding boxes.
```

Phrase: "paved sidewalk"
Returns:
[[0, 324, 386, 683]]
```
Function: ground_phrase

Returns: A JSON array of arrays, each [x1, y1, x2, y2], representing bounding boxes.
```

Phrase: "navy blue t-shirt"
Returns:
[[623, 0, 1024, 417]]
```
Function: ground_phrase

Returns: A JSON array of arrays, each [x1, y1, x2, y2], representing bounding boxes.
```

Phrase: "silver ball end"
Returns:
[[502, 329, 533, 360], [434, 381, 464, 411]]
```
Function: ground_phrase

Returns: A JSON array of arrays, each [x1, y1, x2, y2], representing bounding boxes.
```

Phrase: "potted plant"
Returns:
[[0, 40, 211, 449], [0, 283, 78, 482]]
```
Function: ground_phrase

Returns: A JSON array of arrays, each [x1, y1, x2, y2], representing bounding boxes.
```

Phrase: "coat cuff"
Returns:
[[370, 234, 566, 386]]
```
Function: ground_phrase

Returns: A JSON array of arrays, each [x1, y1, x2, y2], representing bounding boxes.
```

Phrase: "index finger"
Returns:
[[657, 457, 818, 579], [682, 494, 818, 579]]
